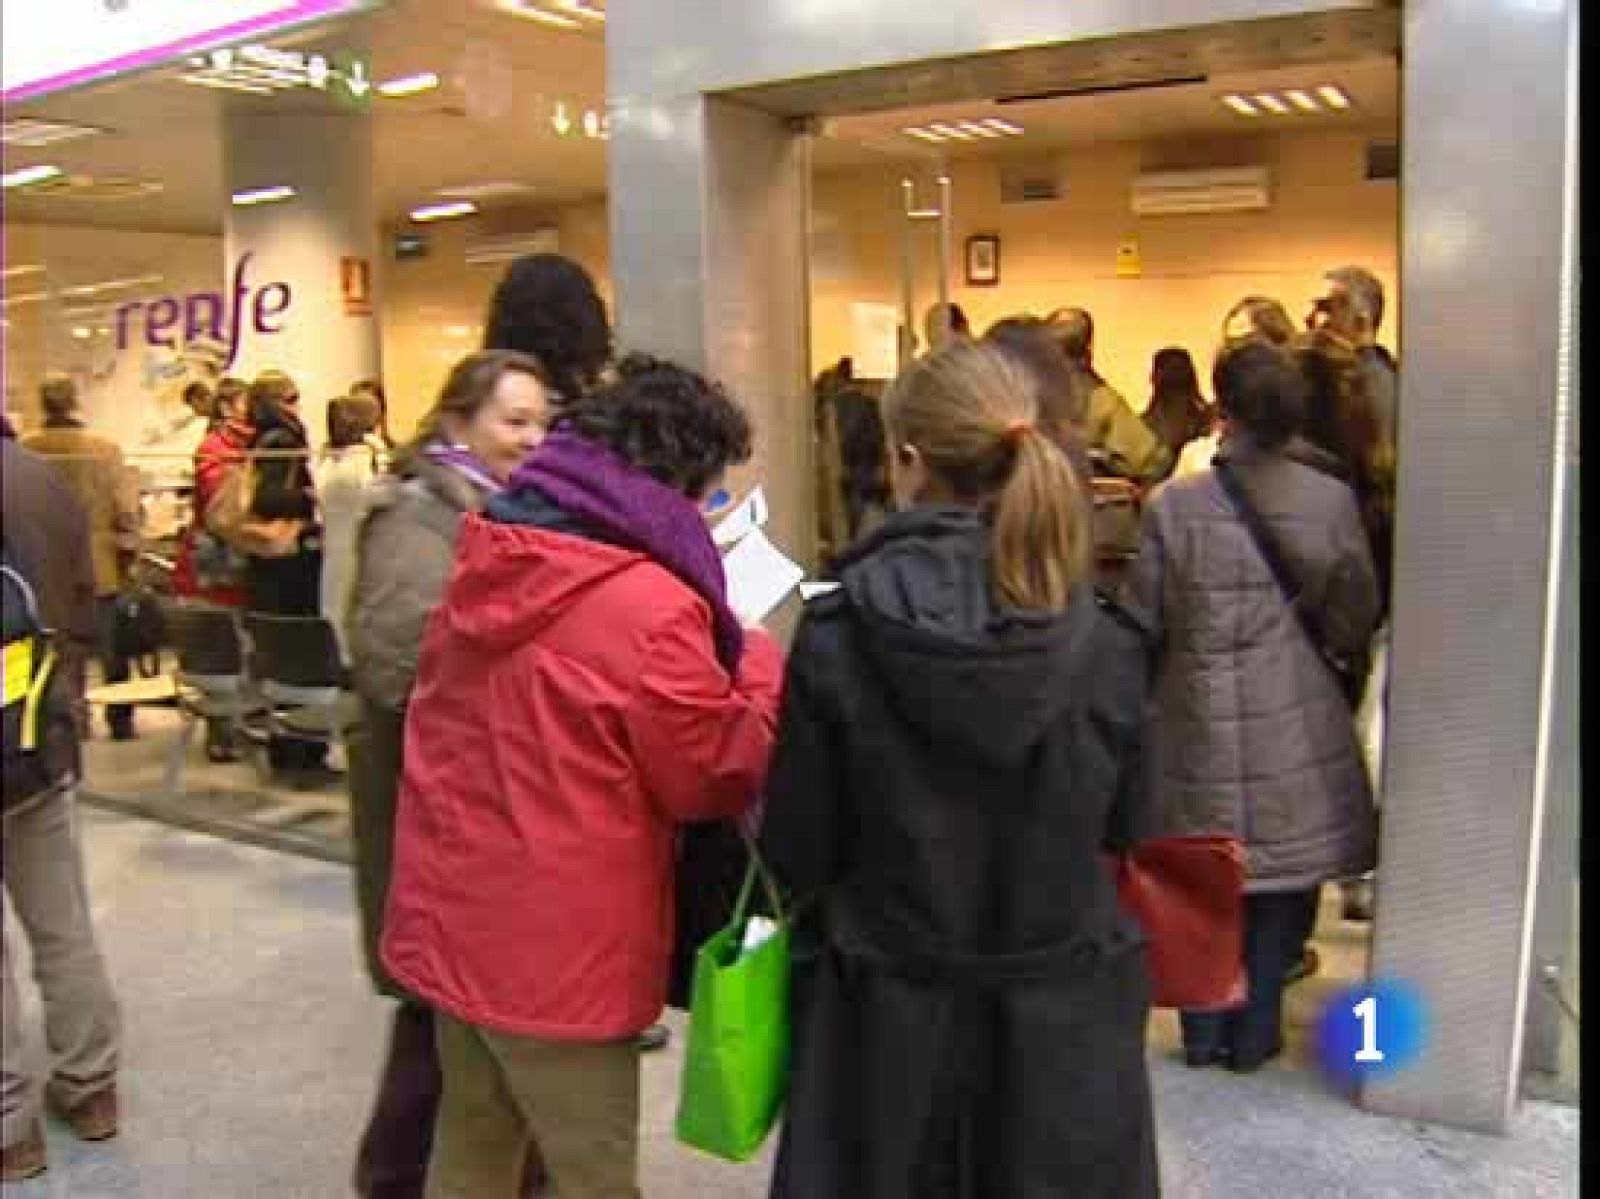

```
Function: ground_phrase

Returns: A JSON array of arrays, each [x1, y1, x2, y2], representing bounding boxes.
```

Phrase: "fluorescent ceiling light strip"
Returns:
[[232, 185, 296, 206], [411, 200, 478, 222], [498, 3, 583, 28], [904, 127, 946, 142], [1, 164, 63, 189], [1, 264, 45, 279], [1222, 94, 1259, 116], [58, 274, 162, 297], [554, 0, 606, 20], [1284, 89, 1320, 113], [179, 73, 275, 95], [1, 292, 49, 306], [1253, 93, 1290, 115], [1317, 85, 1351, 110], [378, 71, 440, 97], [982, 118, 1023, 135], [929, 123, 974, 140], [959, 121, 1003, 138]]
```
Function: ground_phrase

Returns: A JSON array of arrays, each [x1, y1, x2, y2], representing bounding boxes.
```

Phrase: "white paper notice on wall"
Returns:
[[723, 527, 806, 627], [850, 301, 901, 380], [711, 486, 771, 549]]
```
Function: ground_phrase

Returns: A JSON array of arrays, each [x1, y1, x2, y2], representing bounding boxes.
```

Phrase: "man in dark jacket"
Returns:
[[1, 428, 123, 1182]]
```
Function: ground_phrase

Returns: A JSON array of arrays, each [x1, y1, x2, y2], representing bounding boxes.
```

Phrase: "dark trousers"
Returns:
[[1181, 887, 1320, 1066], [96, 597, 134, 736], [354, 1002, 546, 1199]]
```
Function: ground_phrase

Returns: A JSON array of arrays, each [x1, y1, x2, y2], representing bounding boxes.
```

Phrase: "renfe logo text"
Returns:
[[115, 253, 291, 369]]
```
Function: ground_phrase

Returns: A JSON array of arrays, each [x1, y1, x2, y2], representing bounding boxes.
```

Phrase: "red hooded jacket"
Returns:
[[381, 514, 783, 1040]]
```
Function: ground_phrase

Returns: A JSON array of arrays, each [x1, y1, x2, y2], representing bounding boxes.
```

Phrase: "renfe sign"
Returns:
[[2, 1, 369, 103], [117, 254, 291, 370]]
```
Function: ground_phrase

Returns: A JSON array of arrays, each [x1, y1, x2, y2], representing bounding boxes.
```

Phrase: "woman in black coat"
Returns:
[[760, 339, 1160, 1199], [244, 369, 322, 616]]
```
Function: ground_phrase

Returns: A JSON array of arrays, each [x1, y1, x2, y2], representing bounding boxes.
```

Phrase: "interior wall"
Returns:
[[809, 126, 1398, 408]]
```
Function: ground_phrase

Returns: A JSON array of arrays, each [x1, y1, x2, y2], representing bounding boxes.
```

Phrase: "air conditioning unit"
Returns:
[[464, 227, 560, 267], [1130, 166, 1270, 216]]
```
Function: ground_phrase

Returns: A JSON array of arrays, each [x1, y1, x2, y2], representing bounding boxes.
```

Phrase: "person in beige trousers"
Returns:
[[2, 425, 123, 1183]]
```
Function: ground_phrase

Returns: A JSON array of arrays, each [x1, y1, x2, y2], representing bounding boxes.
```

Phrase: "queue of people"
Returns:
[[3, 252, 1396, 1195]]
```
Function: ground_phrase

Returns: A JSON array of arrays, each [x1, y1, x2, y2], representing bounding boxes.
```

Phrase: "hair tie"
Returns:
[[1003, 421, 1034, 449]]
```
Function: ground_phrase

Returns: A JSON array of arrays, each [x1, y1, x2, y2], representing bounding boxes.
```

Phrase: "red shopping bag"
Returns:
[[1107, 835, 1247, 1011]]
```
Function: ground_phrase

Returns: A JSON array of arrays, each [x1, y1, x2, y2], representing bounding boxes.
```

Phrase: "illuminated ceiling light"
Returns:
[[1284, 89, 1321, 113], [231, 185, 296, 206], [583, 109, 602, 138], [1253, 93, 1290, 115], [411, 200, 478, 222], [178, 73, 275, 95], [436, 180, 536, 200], [496, 2, 583, 28], [1317, 84, 1351, 110], [377, 71, 440, 98], [71, 326, 92, 340], [1, 264, 45, 279], [903, 127, 946, 143], [2, 119, 106, 147], [1, 292, 48, 307], [929, 123, 974, 141], [551, 102, 574, 136], [57, 274, 162, 298], [982, 118, 1024, 135], [958, 121, 1003, 138], [553, 0, 607, 20], [1222, 94, 1259, 116], [1, 164, 63, 189]]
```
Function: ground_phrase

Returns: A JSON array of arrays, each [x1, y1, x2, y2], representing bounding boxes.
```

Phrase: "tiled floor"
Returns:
[[2, 805, 1577, 1198]]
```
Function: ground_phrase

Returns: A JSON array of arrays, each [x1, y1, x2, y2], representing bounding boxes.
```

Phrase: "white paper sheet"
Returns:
[[711, 486, 770, 549], [798, 582, 841, 601], [723, 527, 805, 626]]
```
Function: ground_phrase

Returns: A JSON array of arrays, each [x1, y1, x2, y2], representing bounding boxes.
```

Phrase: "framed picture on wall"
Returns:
[[965, 234, 1000, 286]]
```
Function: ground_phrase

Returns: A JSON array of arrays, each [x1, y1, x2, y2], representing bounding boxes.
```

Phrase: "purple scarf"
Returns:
[[423, 441, 504, 495], [508, 427, 743, 672]]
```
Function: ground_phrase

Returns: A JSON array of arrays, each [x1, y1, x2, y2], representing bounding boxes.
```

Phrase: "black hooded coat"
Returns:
[[759, 505, 1161, 1199]]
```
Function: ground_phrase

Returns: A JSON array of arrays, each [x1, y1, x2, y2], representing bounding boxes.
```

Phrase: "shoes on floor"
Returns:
[[48, 1084, 119, 1142], [0, 1122, 47, 1182], [1182, 1046, 1230, 1069], [1286, 946, 1321, 986], [635, 1023, 671, 1052], [1228, 1041, 1285, 1074]]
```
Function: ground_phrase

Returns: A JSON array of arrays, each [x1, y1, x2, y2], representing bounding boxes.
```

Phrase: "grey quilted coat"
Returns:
[[1127, 432, 1380, 891]]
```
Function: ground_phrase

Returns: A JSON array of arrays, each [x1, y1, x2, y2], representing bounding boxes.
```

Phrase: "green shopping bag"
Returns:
[[674, 834, 790, 1162]]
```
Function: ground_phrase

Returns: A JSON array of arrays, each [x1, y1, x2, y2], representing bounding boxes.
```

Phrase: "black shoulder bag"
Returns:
[[1214, 459, 1367, 709]]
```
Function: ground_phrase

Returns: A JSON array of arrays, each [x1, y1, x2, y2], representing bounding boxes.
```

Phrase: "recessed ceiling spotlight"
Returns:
[[377, 71, 440, 98], [1284, 89, 1321, 113], [411, 200, 478, 222], [231, 185, 296, 206], [1317, 84, 1351, 110], [1222, 94, 1259, 116], [1, 164, 63, 190], [2, 119, 106, 147], [1253, 93, 1290, 115]]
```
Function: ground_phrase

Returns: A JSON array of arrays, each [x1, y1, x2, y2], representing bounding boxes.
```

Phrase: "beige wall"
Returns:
[[809, 127, 1399, 409]]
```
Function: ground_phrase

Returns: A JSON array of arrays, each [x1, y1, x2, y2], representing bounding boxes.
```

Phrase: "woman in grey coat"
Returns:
[[346, 350, 552, 1198], [1128, 337, 1380, 1073]]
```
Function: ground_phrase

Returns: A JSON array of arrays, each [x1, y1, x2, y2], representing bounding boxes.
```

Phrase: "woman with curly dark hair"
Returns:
[[482, 253, 613, 407], [382, 355, 782, 1198]]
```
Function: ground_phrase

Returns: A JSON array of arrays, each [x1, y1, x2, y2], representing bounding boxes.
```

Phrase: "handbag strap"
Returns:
[[1213, 458, 1350, 684], [730, 823, 786, 928]]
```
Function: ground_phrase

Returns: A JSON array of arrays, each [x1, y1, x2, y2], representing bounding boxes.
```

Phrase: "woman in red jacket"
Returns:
[[171, 376, 253, 761], [382, 355, 782, 1199]]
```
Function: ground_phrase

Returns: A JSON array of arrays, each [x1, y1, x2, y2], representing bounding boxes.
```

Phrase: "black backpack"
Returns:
[[3, 545, 67, 804]]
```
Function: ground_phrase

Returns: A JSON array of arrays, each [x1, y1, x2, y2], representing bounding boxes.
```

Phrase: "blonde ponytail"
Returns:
[[883, 339, 1091, 614], [991, 427, 1089, 612]]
